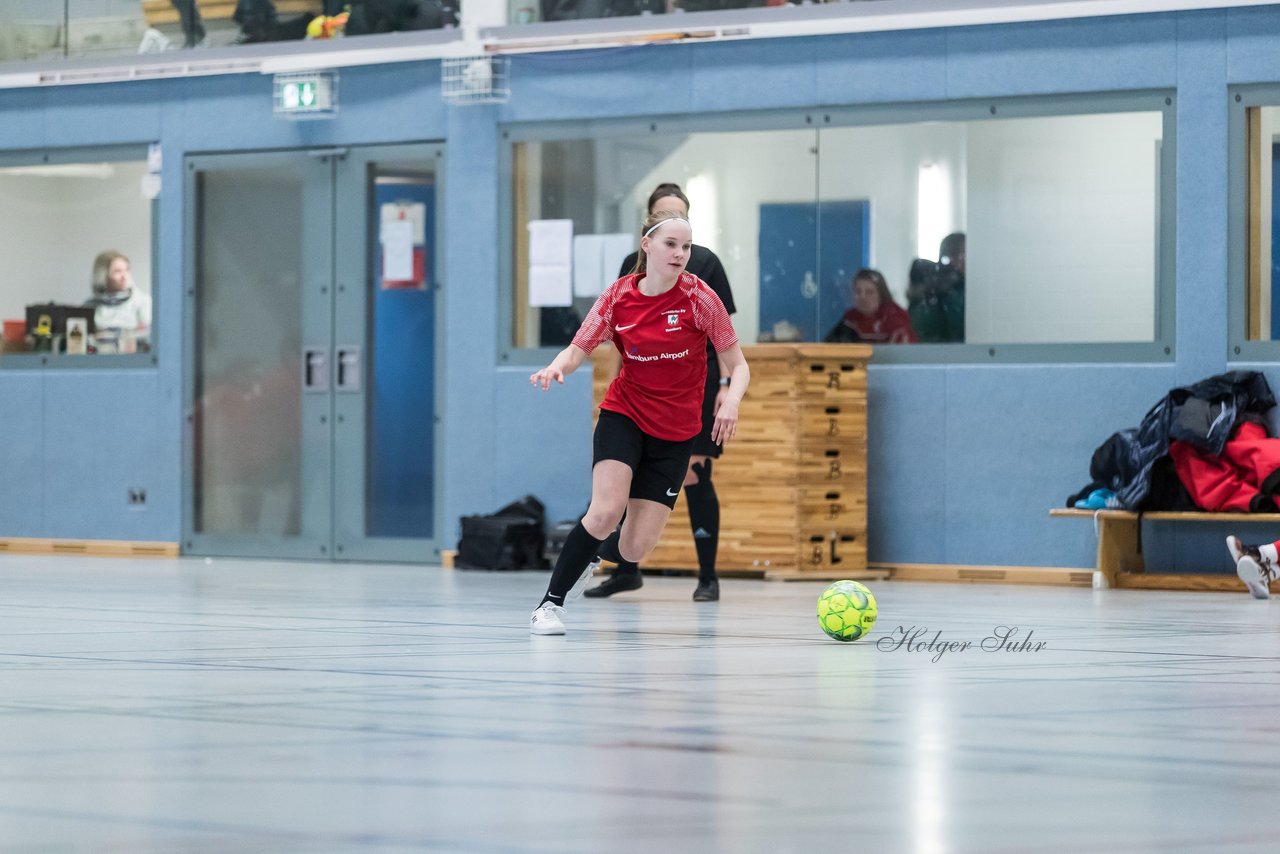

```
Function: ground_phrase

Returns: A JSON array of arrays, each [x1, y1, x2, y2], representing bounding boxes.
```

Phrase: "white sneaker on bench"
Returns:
[[1227, 536, 1273, 599]]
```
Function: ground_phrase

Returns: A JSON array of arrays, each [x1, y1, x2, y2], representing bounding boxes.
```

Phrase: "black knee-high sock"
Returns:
[[687, 460, 719, 582], [540, 522, 604, 607], [597, 529, 640, 577]]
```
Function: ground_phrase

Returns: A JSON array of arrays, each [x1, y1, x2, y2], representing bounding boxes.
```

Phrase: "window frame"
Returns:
[[1228, 84, 1280, 362], [498, 91, 1177, 366], [0, 143, 159, 371]]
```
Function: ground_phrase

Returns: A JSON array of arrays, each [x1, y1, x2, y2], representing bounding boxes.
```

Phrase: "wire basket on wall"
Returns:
[[441, 56, 510, 105]]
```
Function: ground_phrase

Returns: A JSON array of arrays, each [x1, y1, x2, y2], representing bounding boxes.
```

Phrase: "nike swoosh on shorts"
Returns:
[[666, 488, 679, 497]]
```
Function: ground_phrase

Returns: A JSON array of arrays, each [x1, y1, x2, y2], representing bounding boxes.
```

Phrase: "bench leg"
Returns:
[[1096, 515, 1144, 587]]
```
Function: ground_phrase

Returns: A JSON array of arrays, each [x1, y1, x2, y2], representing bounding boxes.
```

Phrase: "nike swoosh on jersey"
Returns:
[[615, 323, 638, 331]]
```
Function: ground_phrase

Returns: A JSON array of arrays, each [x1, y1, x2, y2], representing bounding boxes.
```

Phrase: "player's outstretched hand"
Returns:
[[530, 366, 565, 391], [711, 397, 739, 445]]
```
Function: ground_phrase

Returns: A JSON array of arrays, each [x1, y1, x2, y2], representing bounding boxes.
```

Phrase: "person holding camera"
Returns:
[[824, 268, 917, 344], [907, 232, 966, 343]]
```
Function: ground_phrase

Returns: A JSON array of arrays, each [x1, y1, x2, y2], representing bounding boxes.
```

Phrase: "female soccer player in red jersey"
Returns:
[[587, 182, 738, 602], [528, 211, 749, 635]]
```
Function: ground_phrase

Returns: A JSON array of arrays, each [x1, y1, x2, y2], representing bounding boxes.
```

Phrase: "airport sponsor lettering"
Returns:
[[625, 348, 690, 362]]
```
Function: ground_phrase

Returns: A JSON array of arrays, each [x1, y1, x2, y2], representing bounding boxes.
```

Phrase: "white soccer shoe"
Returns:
[[530, 602, 567, 635], [1227, 536, 1273, 599], [568, 559, 600, 603]]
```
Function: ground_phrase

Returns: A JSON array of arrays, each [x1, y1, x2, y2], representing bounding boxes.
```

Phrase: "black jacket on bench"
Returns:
[[1068, 370, 1276, 511]]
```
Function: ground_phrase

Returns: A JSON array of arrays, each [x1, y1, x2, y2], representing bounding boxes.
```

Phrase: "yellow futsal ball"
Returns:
[[817, 580, 878, 642]]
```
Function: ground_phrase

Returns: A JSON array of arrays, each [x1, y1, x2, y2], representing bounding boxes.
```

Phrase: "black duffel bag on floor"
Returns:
[[456, 495, 548, 570]]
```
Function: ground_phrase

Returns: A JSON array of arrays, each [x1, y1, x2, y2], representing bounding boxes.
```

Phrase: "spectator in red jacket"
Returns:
[[825, 268, 918, 344]]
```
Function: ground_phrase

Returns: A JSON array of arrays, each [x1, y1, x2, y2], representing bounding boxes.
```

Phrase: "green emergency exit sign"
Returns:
[[273, 72, 337, 118]]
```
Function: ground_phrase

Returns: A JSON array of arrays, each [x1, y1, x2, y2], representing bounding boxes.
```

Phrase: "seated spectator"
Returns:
[[541, 0, 663, 21], [86, 250, 151, 343], [345, 0, 459, 33], [825, 268, 917, 344], [233, 0, 279, 44], [170, 1, 207, 48]]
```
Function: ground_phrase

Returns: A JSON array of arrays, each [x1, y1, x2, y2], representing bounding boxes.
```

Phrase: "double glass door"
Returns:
[[184, 144, 441, 562]]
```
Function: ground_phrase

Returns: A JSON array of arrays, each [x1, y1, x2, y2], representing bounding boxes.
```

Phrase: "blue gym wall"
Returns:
[[3, 8, 1280, 573]]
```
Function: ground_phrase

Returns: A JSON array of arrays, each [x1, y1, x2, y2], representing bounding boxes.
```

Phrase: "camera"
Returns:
[[909, 258, 963, 300]]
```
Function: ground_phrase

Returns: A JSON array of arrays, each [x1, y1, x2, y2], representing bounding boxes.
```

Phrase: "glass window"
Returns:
[[1241, 103, 1280, 343], [512, 0, 786, 25], [508, 126, 815, 350], [1227, 89, 1280, 359], [0, 147, 155, 365], [503, 95, 1172, 362], [0, 2, 462, 65]]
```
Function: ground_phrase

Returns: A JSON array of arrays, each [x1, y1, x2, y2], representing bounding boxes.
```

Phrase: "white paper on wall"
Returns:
[[572, 233, 635, 297], [528, 219, 573, 267], [380, 202, 426, 243], [529, 264, 572, 307], [381, 219, 414, 281], [572, 235, 603, 298], [602, 233, 636, 279], [140, 173, 161, 200]]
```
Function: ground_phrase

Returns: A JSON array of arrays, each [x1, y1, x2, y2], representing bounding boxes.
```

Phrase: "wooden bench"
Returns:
[[141, 0, 319, 28], [1051, 508, 1280, 593]]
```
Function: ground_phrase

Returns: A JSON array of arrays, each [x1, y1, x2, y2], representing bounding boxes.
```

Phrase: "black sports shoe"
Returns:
[[693, 578, 719, 602], [583, 572, 643, 598]]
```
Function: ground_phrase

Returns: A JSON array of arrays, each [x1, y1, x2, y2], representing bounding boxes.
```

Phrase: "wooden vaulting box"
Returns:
[[594, 343, 878, 580]]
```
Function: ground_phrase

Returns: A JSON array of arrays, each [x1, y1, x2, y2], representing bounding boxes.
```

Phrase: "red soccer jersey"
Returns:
[[574, 273, 738, 441]]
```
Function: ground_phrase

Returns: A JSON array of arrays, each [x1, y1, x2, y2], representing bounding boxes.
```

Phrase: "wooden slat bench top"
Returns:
[[1052, 508, 1280, 523]]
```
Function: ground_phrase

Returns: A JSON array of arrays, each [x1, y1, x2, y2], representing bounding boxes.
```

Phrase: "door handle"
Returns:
[[336, 347, 361, 392], [303, 348, 328, 392]]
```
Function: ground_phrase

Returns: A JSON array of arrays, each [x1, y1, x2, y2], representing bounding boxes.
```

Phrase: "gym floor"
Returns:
[[0, 554, 1276, 852]]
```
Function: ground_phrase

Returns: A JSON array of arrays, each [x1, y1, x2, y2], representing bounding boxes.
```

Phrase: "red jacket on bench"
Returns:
[[1168, 421, 1280, 512]]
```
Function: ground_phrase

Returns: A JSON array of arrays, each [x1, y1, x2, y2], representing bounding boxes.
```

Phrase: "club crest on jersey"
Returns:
[[667, 313, 680, 326]]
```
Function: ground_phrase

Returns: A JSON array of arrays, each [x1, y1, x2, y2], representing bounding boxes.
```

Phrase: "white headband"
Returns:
[[644, 217, 691, 238]]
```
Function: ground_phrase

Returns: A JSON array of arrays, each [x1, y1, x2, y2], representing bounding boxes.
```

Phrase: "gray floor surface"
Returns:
[[1, 554, 1277, 853]]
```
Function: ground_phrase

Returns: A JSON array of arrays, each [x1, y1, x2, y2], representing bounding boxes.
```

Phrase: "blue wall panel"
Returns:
[[439, 106, 501, 532], [1225, 6, 1280, 81], [0, 88, 44, 148], [0, 372, 45, 534], [491, 369, 594, 535], [1175, 11, 1229, 386], [940, 365, 1178, 566], [945, 15, 1178, 97], [689, 39, 817, 113], [42, 80, 165, 145], [865, 367, 950, 564], [40, 371, 167, 540], [3, 7, 1280, 572], [813, 29, 950, 106], [507, 48, 696, 122]]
